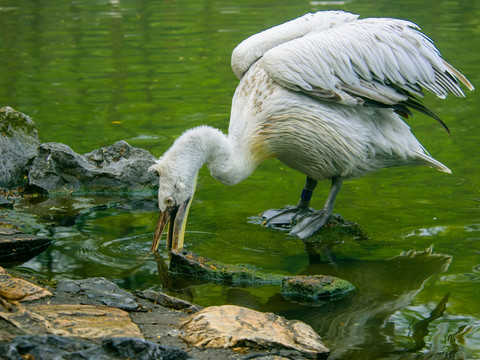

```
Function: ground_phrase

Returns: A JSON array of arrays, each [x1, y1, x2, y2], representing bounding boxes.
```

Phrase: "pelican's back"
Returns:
[[228, 11, 473, 180]]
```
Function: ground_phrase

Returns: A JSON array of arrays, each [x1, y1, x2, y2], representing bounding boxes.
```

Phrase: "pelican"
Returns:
[[149, 11, 473, 252]]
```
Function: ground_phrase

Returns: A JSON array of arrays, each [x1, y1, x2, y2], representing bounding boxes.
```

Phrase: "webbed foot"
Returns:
[[261, 206, 313, 231], [289, 209, 332, 239]]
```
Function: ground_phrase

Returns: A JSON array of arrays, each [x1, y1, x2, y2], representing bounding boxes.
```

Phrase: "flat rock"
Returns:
[[180, 305, 329, 359], [0, 107, 40, 188], [0, 304, 143, 338], [28, 140, 158, 194], [0, 266, 52, 304], [0, 335, 190, 360]]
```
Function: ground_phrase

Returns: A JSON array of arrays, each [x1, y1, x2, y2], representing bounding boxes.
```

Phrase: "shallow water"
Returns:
[[1, 0, 479, 358]]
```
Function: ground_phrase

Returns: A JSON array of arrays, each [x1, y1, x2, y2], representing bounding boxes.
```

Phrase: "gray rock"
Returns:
[[0, 107, 40, 188], [136, 289, 203, 313], [28, 141, 158, 194], [56, 277, 139, 310], [0, 335, 190, 360]]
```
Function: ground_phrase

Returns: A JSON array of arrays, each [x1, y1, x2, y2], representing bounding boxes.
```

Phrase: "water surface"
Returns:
[[1, 1, 479, 359]]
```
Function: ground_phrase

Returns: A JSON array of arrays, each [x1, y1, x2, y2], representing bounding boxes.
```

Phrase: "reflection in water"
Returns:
[[406, 292, 449, 353], [156, 246, 460, 359], [284, 248, 456, 359]]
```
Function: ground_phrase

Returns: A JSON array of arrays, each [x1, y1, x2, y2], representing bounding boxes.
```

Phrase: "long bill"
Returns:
[[150, 197, 193, 253]]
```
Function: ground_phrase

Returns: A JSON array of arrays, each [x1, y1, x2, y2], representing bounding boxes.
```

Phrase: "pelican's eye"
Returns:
[[165, 196, 176, 206]]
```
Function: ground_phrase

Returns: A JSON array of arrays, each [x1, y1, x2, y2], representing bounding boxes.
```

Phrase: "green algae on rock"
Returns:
[[281, 275, 355, 302], [169, 249, 284, 286], [0, 107, 40, 188]]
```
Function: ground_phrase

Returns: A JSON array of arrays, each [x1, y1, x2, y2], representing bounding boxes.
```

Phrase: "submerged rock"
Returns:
[[0, 107, 40, 188], [0, 335, 190, 360], [180, 305, 329, 359], [281, 275, 355, 302], [28, 141, 158, 194]]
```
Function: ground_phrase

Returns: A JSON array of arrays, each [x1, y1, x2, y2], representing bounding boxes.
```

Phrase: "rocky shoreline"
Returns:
[[0, 267, 330, 360], [0, 107, 335, 359]]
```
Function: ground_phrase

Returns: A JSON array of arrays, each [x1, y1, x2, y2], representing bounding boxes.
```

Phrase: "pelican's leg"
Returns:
[[290, 177, 343, 239], [261, 177, 317, 228]]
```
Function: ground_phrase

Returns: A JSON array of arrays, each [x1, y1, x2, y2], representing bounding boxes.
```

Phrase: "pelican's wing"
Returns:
[[231, 11, 359, 79], [261, 16, 474, 131]]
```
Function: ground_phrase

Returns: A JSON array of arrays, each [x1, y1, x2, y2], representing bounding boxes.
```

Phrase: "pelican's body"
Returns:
[[150, 11, 473, 251]]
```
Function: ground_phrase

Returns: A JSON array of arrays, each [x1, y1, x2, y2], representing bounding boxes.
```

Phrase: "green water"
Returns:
[[1, 1, 479, 358]]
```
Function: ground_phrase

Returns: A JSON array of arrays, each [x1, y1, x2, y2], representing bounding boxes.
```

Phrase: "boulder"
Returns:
[[180, 305, 329, 359], [0, 107, 40, 188], [28, 141, 158, 194]]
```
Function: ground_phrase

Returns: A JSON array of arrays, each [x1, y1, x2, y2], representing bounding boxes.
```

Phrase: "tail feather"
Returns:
[[443, 60, 475, 92], [414, 151, 451, 174]]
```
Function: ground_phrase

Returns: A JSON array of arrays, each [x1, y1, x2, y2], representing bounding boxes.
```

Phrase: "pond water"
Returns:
[[1, 0, 479, 359]]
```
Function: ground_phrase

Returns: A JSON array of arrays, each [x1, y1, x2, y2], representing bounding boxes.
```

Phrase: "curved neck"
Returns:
[[166, 126, 255, 186]]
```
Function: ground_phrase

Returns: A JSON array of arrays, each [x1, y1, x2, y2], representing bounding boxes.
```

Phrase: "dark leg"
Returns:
[[297, 176, 318, 208], [261, 177, 317, 228], [290, 176, 343, 239]]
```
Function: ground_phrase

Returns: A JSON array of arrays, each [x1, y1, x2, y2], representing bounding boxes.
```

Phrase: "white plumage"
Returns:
[[149, 11, 474, 251]]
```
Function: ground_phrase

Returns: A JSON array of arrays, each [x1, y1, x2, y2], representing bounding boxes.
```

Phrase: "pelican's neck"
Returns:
[[167, 126, 255, 186]]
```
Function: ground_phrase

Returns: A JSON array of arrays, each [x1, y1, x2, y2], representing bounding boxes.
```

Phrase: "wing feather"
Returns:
[[231, 11, 359, 79], [261, 16, 472, 111]]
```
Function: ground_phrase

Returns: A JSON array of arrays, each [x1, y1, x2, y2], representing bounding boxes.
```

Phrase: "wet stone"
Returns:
[[135, 289, 203, 313], [0, 210, 53, 266], [0, 226, 53, 266], [0, 335, 190, 360], [56, 277, 139, 310]]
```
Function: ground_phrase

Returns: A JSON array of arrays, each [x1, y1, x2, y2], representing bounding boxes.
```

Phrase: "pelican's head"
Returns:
[[148, 156, 198, 253]]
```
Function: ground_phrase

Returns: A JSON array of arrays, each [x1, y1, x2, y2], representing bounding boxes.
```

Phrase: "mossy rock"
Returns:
[[169, 249, 284, 286], [304, 214, 368, 243], [281, 275, 355, 302]]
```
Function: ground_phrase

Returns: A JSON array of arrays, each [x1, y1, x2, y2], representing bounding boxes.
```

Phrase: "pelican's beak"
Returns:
[[150, 197, 192, 253]]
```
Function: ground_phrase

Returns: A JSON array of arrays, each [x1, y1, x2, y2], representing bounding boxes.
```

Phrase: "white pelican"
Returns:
[[149, 11, 474, 252]]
